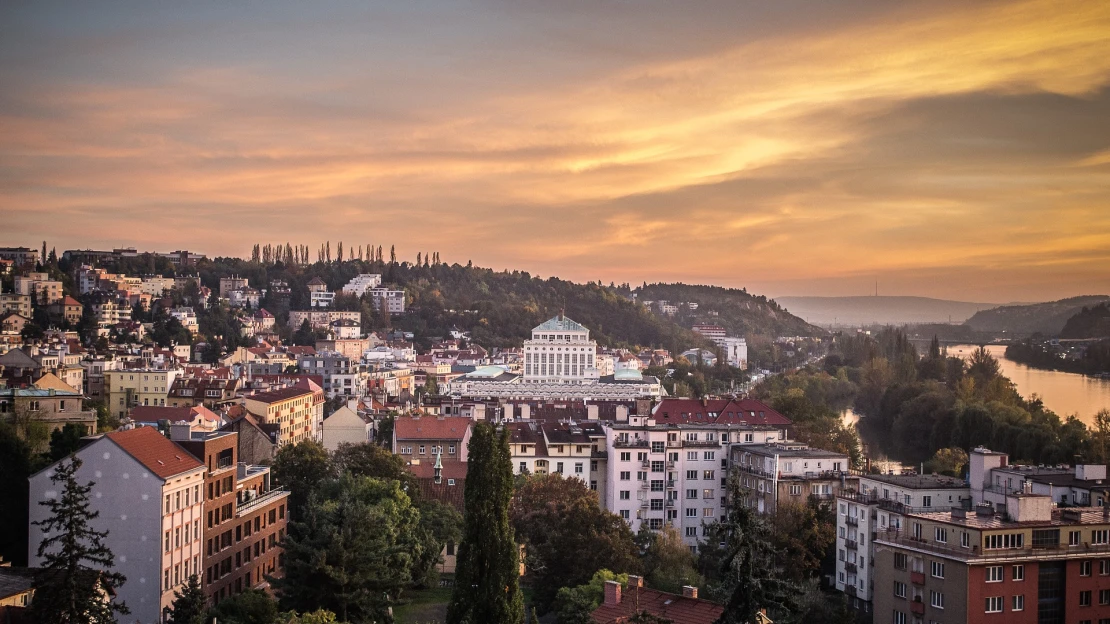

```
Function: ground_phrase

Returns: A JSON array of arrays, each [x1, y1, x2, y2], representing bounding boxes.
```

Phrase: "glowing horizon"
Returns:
[[2, 0, 1108, 303]]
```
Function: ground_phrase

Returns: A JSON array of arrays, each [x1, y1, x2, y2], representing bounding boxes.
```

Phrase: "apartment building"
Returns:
[[731, 442, 852, 515], [506, 420, 608, 499], [297, 351, 366, 399], [0, 247, 39, 267], [523, 315, 598, 384], [393, 415, 472, 464], [29, 427, 206, 624], [167, 377, 241, 409], [219, 276, 249, 298], [602, 403, 791, 549], [972, 447, 1110, 509], [169, 307, 199, 334], [321, 406, 373, 451], [875, 497, 1110, 624], [242, 386, 321, 445], [106, 367, 183, 419], [341, 273, 382, 297], [47, 295, 84, 325], [0, 293, 32, 318], [367, 287, 405, 314], [287, 309, 360, 330], [835, 473, 972, 613], [173, 428, 288, 605], [14, 272, 62, 305]]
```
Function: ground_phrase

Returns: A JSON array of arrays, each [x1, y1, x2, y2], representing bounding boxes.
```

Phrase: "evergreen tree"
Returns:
[[169, 574, 207, 624], [711, 477, 797, 624], [31, 456, 128, 623], [446, 423, 524, 624], [390, 245, 396, 264], [48, 423, 88, 461]]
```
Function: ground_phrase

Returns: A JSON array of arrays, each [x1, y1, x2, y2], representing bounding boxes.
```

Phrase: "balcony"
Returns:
[[614, 439, 649, 449], [845, 515, 859, 526], [236, 487, 288, 517], [910, 599, 925, 615], [682, 439, 721, 448], [845, 540, 858, 551], [665, 499, 675, 507], [845, 586, 857, 597], [845, 562, 858, 573], [910, 572, 925, 585]]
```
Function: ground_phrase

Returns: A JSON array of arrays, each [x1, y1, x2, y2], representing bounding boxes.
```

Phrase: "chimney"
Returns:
[[627, 575, 643, 588], [682, 586, 698, 599], [615, 405, 629, 422], [603, 580, 622, 606]]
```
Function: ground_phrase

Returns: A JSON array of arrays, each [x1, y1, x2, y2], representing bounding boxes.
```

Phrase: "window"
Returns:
[[1081, 560, 1093, 576], [703, 489, 715, 499], [894, 552, 908, 570], [983, 533, 1024, 549], [985, 566, 1002, 582], [703, 470, 715, 480], [621, 452, 631, 462], [165, 531, 171, 553], [893, 581, 906, 598], [1103, 560, 1110, 575], [651, 461, 665, 473], [893, 611, 906, 624], [703, 508, 714, 517], [789, 484, 801, 495], [985, 597, 1003, 613], [651, 442, 665, 453], [620, 471, 631, 481], [1012, 565, 1024, 581], [620, 510, 629, 519], [575, 463, 583, 474], [1080, 590, 1092, 607], [686, 508, 697, 517], [650, 480, 664, 492], [687, 470, 698, 480], [931, 561, 945, 579], [922, 495, 932, 507], [519, 462, 527, 473], [1012, 595, 1024, 611], [961, 532, 971, 548], [165, 569, 170, 591], [650, 499, 664, 511], [934, 527, 947, 543], [620, 491, 630, 500], [687, 451, 697, 461], [703, 452, 715, 461], [1100, 589, 1110, 605], [930, 591, 944, 609], [685, 527, 697, 537], [1070, 530, 1082, 545]]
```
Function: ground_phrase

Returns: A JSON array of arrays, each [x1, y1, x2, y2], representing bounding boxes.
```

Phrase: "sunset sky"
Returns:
[[2, 1, 1109, 303]]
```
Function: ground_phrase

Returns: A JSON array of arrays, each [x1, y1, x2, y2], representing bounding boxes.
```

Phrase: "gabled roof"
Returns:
[[306, 277, 327, 286], [0, 348, 40, 368], [591, 585, 723, 624], [61, 295, 82, 306], [394, 416, 472, 441], [533, 315, 586, 333], [33, 372, 80, 394], [104, 427, 204, 480], [244, 386, 315, 404]]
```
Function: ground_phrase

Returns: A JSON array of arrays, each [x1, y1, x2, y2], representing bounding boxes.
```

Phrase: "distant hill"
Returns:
[[773, 296, 996, 327], [1060, 303, 1110, 339], [964, 295, 1110, 335], [633, 284, 824, 337]]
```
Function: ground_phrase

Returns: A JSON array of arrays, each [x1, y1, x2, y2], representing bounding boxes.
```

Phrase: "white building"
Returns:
[[368, 287, 405, 314], [341, 274, 383, 297], [732, 442, 850, 514], [715, 337, 748, 369], [28, 427, 207, 624], [227, 287, 261, 309], [169, 306, 199, 334], [321, 406, 373, 451], [602, 398, 793, 549], [523, 316, 598, 384], [834, 473, 971, 613]]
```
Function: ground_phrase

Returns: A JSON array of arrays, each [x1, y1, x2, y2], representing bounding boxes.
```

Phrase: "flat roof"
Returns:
[[862, 473, 969, 490]]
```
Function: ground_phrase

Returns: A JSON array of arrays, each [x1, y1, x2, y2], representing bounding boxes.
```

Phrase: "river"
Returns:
[[947, 344, 1110, 424]]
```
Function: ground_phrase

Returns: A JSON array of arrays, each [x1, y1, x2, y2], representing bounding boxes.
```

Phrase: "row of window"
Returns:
[[163, 555, 200, 592], [164, 521, 201, 553], [165, 485, 202, 513]]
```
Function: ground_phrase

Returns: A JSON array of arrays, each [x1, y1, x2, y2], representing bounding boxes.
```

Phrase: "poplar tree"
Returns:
[[446, 423, 524, 624], [31, 456, 128, 623]]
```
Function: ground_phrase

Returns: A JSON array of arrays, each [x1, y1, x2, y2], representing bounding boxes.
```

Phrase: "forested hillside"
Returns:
[[630, 283, 823, 338], [964, 295, 1110, 335], [1060, 303, 1110, 339]]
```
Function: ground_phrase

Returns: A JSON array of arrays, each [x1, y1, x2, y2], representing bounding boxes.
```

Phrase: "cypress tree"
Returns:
[[446, 423, 524, 624], [31, 455, 128, 623]]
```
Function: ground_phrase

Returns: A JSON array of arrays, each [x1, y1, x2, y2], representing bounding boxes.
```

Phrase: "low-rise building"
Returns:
[[287, 309, 360, 330], [0, 382, 97, 435], [592, 575, 722, 624], [0, 293, 32, 318], [393, 415, 472, 464], [341, 273, 382, 297], [48, 295, 84, 325], [219, 276, 249, 299], [321, 406, 373, 451], [106, 368, 183, 419], [169, 307, 199, 334]]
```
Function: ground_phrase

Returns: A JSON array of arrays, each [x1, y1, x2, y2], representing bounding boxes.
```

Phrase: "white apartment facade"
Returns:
[[603, 414, 789, 549], [341, 273, 383, 297], [368, 287, 405, 314], [523, 316, 598, 384]]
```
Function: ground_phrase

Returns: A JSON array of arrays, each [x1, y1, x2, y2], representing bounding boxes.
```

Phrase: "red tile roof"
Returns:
[[105, 427, 204, 480], [62, 296, 82, 306], [591, 586, 723, 624], [244, 386, 315, 403], [394, 416, 472, 441]]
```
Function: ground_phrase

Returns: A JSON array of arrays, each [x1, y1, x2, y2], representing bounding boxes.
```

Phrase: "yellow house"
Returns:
[[105, 368, 182, 419]]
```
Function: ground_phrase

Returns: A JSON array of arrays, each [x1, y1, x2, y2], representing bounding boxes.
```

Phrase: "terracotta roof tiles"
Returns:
[[105, 426, 204, 480]]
